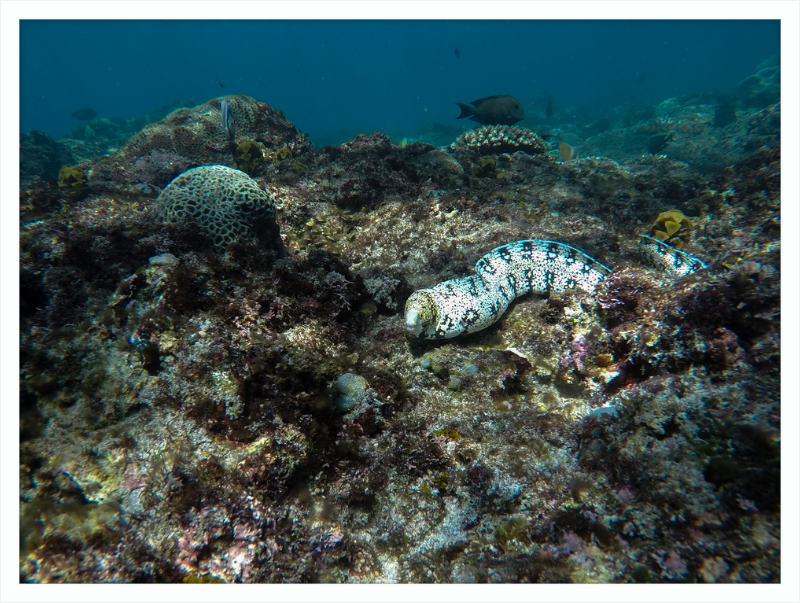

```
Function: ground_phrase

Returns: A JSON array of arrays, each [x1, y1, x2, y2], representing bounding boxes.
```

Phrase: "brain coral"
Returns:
[[152, 165, 279, 249], [89, 95, 312, 189]]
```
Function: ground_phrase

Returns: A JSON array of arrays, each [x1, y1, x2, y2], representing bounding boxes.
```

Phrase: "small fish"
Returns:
[[219, 82, 225, 88], [559, 141, 579, 161], [647, 132, 675, 154], [455, 95, 524, 126], [455, 47, 460, 59], [546, 97, 553, 119], [70, 108, 97, 121], [220, 98, 235, 142]]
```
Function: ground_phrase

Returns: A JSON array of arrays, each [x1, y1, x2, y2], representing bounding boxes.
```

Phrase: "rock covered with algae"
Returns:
[[19, 69, 781, 583]]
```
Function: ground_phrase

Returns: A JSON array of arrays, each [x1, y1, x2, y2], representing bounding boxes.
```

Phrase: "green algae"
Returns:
[[650, 208, 694, 249], [233, 140, 267, 176], [57, 165, 87, 198], [433, 428, 462, 441], [472, 156, 498, 178]]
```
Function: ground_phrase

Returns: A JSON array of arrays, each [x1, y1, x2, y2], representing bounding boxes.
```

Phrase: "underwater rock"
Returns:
[[307, 132, 435, 210], [647, 132, 676, 154], [148, 253, 179, 266], [19, 130, 76, 189], [713, 102, 738, 128], [736, 55, 780, 108], [334, 373, 368, 411], [133, 150, 191, 189]]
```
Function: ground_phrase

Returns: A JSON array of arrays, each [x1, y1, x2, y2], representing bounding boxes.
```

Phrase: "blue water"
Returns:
[[20, 20, 779, 146]]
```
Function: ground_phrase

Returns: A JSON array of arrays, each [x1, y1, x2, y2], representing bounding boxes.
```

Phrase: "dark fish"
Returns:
[[455, 95, 524, 126], [647, 132, 675, 154], [220, 82, 225, 88], [220, 98, 235, 142], [713, 102, 737, 128], [455, 47, 460, 59], [546, 98, 553, 119], [71, 108, 97, 121]]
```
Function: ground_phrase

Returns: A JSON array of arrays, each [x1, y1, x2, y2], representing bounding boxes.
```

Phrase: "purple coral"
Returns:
[[559, 333, 590, 372]]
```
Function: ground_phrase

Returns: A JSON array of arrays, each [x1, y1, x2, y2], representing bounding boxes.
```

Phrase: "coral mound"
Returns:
[[452, 125, 548, 157], [152, 165, 279, 249], [90, 94, 312, 189]]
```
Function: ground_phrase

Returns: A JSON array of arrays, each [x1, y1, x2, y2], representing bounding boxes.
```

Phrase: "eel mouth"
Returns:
[[404, 307, 424, 337], [404, 290, 439, 338]]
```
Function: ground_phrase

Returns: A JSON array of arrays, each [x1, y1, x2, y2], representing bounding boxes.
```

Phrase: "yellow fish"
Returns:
[[559, 141, 579, 161]]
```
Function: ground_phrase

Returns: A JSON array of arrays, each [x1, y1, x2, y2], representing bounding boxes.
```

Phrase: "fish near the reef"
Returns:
[[558, 134, 582, 161], [647, 132, 675, 154], [71, 108, 97, 121], [559, 141, 579, 161], [455, 47, 460, 59], [220, 98, 235, 142], [546, 97, 553, 119], [455, 95, 524, 126]]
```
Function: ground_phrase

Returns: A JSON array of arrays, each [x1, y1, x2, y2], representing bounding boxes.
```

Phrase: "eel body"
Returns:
[[404, 235, 707, 340]]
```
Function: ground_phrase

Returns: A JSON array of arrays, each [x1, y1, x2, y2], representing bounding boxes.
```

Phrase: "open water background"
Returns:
[[20, 20, 779, 146]]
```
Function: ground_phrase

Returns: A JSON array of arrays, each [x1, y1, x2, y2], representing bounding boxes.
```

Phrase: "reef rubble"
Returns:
[[19, 83, 780, 583]]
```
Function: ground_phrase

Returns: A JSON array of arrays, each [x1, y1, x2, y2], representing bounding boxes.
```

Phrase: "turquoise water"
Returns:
[[20, 20, 779, 146]]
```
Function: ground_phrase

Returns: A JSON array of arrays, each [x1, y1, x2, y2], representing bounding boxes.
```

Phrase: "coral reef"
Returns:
[[18, 60, 781, 585], [285, 132, 437, 211], [452, 125, 548, 159], [736, 55, 780, 108], [88, 95, 312, 193], [133, 151, 191, 190], [19, 130, 76, 189], [233, 140, 268, 177], [569, 96, 780, 175]]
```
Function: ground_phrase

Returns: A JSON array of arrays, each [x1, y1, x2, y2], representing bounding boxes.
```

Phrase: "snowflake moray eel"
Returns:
[[404, 235, 707, 339]]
